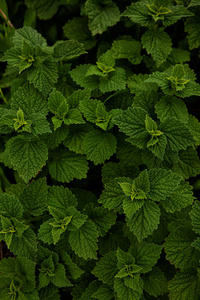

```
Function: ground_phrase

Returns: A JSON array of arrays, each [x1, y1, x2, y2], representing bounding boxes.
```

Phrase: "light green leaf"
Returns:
[[143, 267, 168, 297], [92, 251, 118, 286], [7, 136, 48, 183], [48, 89, 67, 114], [148, 168, 181, 202], [127, 74, 158, 95], [69, 220, 98, 260], [142, 27, 172, 66], [83, 130, 117, 165], [85, 0, 120, 36], [54, 40, 86, 61], [49, 149, 88, 183], [169, 269, 200, 300], [164, 227, 200, 269]]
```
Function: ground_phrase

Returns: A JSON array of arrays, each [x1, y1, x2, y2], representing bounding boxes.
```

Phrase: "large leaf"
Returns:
[[49, 149, 88, 183]]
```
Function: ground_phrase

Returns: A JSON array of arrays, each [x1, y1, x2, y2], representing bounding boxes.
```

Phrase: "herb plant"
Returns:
[[0, 0, 200, 299]]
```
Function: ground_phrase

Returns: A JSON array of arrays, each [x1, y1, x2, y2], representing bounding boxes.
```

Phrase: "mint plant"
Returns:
[[0, 0, 200, 299]]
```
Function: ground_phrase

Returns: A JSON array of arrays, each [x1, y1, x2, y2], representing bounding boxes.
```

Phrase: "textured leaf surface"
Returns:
[[85, 0, 120, 35], [142, 28, 172, 66], [127, 200, 160, 242], [54, 40, 86, 61], [190, 200, 200, 234], [169, 269, 200, 300], [129, 242, 163, 274], [92, 251, 118, 285], [19, 178, 48, 216], [173, 147, 200, 179], [8, 136, 48, 183], [114, 277, 142, 300], [83, 130, 117, 165], [69, 220, 98, 260], [114, 107, 148, 149], [143, 267, 168, 297], [160, 118, 194, 151], [164, 227, 200, 269], [148, 168, 181, 202], [49, 149, 88, 183], [0, 193, 23, 219]]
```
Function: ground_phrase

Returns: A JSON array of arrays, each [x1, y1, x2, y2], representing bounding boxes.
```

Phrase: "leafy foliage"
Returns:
[[0, 0, 200, 299]]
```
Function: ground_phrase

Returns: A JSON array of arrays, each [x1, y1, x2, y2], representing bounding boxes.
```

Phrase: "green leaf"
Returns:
[[92, 251, 118, 286], [113, 107, 149, 149], [190, 200, 200, 234], [69, 220, 98, 260], [99, 67, 126, 93], [155, 96, 189, 123], [114, 277, 142, 300], [51, 263, 71, 288], [169, 269, 200, 300], [161, 181, 195, 213], [85, 206, 116, 237], [85, 0, 120, 36], [143, 267, 168, 297], [80, 281, 101, 300], [185, 15, 200, 50], [54, 40, 86, 61], [12, 26, 47, 48], [173, 147, 200, 179], [160, 118, 195, 151], [83, 130, 116, 165], [48, 185, 77, 210], [127, 74, 158, 95], [25, 0, 59, 20], [63, 124, 92, 154], [121, 3, 152, 27], [129, 241, 163, 274], [99, 177, 131, 213], [161, 5, 194, 27], [164, 227, 200, 269], [187, 115, 200, 146], [10, 228, 37, 261], [63, 17, 96, 50], [111, 39, 141, 63], [148, 168, 181, 202], [142, 28, 172, 66], [6, 136, 48, 183], [48, 89, 67, 114], [38, 219, 54, 244], [127, 200, 160, 242], [70, 64, 99, 90], [92, 284, 114, 300], [49, 149, 88, 183], [0, 193, 23, 219]]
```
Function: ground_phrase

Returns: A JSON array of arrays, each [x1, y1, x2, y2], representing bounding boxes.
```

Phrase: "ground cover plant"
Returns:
[[0, 0, 200, 299]]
